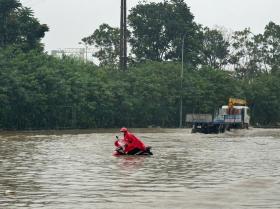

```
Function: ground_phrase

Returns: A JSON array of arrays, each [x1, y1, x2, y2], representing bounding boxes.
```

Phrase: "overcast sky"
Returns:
[[21, 0, 280, 52]]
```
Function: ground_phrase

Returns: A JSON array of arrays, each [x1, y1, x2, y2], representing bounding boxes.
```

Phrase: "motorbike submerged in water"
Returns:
[[113, 136, 153, 156], [113, 146, 153, 156]]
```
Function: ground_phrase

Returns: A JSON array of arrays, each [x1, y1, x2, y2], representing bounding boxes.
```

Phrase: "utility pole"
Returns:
[[179, 35, 185, 128], [120, 0, 127, 70]]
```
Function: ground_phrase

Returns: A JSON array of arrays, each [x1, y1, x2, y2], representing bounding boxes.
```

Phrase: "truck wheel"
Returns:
[[226, 125, 231, 131]]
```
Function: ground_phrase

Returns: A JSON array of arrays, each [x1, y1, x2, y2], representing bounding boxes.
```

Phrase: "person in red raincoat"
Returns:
[[116, 127, 146, 155]]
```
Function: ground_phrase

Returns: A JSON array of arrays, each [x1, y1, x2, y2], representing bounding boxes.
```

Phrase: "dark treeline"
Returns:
[[0, 0, 280, 130]]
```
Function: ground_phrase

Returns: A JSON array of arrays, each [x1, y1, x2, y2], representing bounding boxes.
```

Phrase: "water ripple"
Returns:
[[1, 129, 280, 208]]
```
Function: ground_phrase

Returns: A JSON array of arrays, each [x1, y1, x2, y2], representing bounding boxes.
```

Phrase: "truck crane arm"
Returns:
[[228, 98, 247, 108]]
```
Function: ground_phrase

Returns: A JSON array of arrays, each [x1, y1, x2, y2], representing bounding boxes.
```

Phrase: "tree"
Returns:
[[82, 23, 121, 67], [229, 28, 265, 79], [246, 74, 280, 125], [199, 27, 230, 69], [128, 0, 200, 64], [228, 23, 280, 79], [0, 0, 48, 50], [262, 21, 280, 74]]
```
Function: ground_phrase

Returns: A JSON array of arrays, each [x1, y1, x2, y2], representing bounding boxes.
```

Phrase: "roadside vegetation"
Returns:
[[0, 0, 280, 129]]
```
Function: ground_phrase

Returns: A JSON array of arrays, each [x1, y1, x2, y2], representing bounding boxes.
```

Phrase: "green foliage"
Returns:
[[200, 27, 230, 68], [0, 45, 248, 129], [1, 44, 280, 129], [1, 0, 280, 129], [0, 0, 48, 50], [229, 28, 261, 79], [229, 22, 280, 79], [262, 22, 280, 74], [246, 74, 280, 125], [128, 0, 200, 64], [82, 24, 120, 68]]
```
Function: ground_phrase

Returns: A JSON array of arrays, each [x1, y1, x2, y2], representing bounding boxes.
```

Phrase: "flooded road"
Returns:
[[1, 128, 280, 209]]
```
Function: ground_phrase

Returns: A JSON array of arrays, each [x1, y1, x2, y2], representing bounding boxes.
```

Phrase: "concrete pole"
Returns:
[[120, 0, 124, 69], [179, 36, 185, 128], [123, 0, 127, 70], [120, 0, 127, 70]]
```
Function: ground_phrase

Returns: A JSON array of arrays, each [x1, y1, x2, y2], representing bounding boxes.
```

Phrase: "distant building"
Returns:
[[50, 48, 96, 63], [51, 48, 85, 60]]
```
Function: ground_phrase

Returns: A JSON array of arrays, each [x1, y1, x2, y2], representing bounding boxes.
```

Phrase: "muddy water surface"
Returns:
[[1, 128, 280, 209]]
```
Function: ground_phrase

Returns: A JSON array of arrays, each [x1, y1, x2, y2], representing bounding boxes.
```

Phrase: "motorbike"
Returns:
[[113, 136, 153, 156]]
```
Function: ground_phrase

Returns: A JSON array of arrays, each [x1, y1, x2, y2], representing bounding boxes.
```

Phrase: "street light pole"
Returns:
[[179, 35, 185, 128]]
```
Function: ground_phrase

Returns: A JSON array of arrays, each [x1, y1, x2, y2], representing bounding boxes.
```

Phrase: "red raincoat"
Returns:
[[116, 131, 146, 154]]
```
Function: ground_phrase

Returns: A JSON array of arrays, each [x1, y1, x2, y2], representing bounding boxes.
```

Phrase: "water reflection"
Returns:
[[1, 129, 280, 208], [115, 156, 147, 172]]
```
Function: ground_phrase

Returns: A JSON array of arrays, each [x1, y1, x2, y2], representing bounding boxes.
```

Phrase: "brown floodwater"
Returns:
[[1, 128, 280, 209]]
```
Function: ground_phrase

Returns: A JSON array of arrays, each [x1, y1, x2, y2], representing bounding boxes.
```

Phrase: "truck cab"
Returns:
[[215, 105, 250, 129]]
